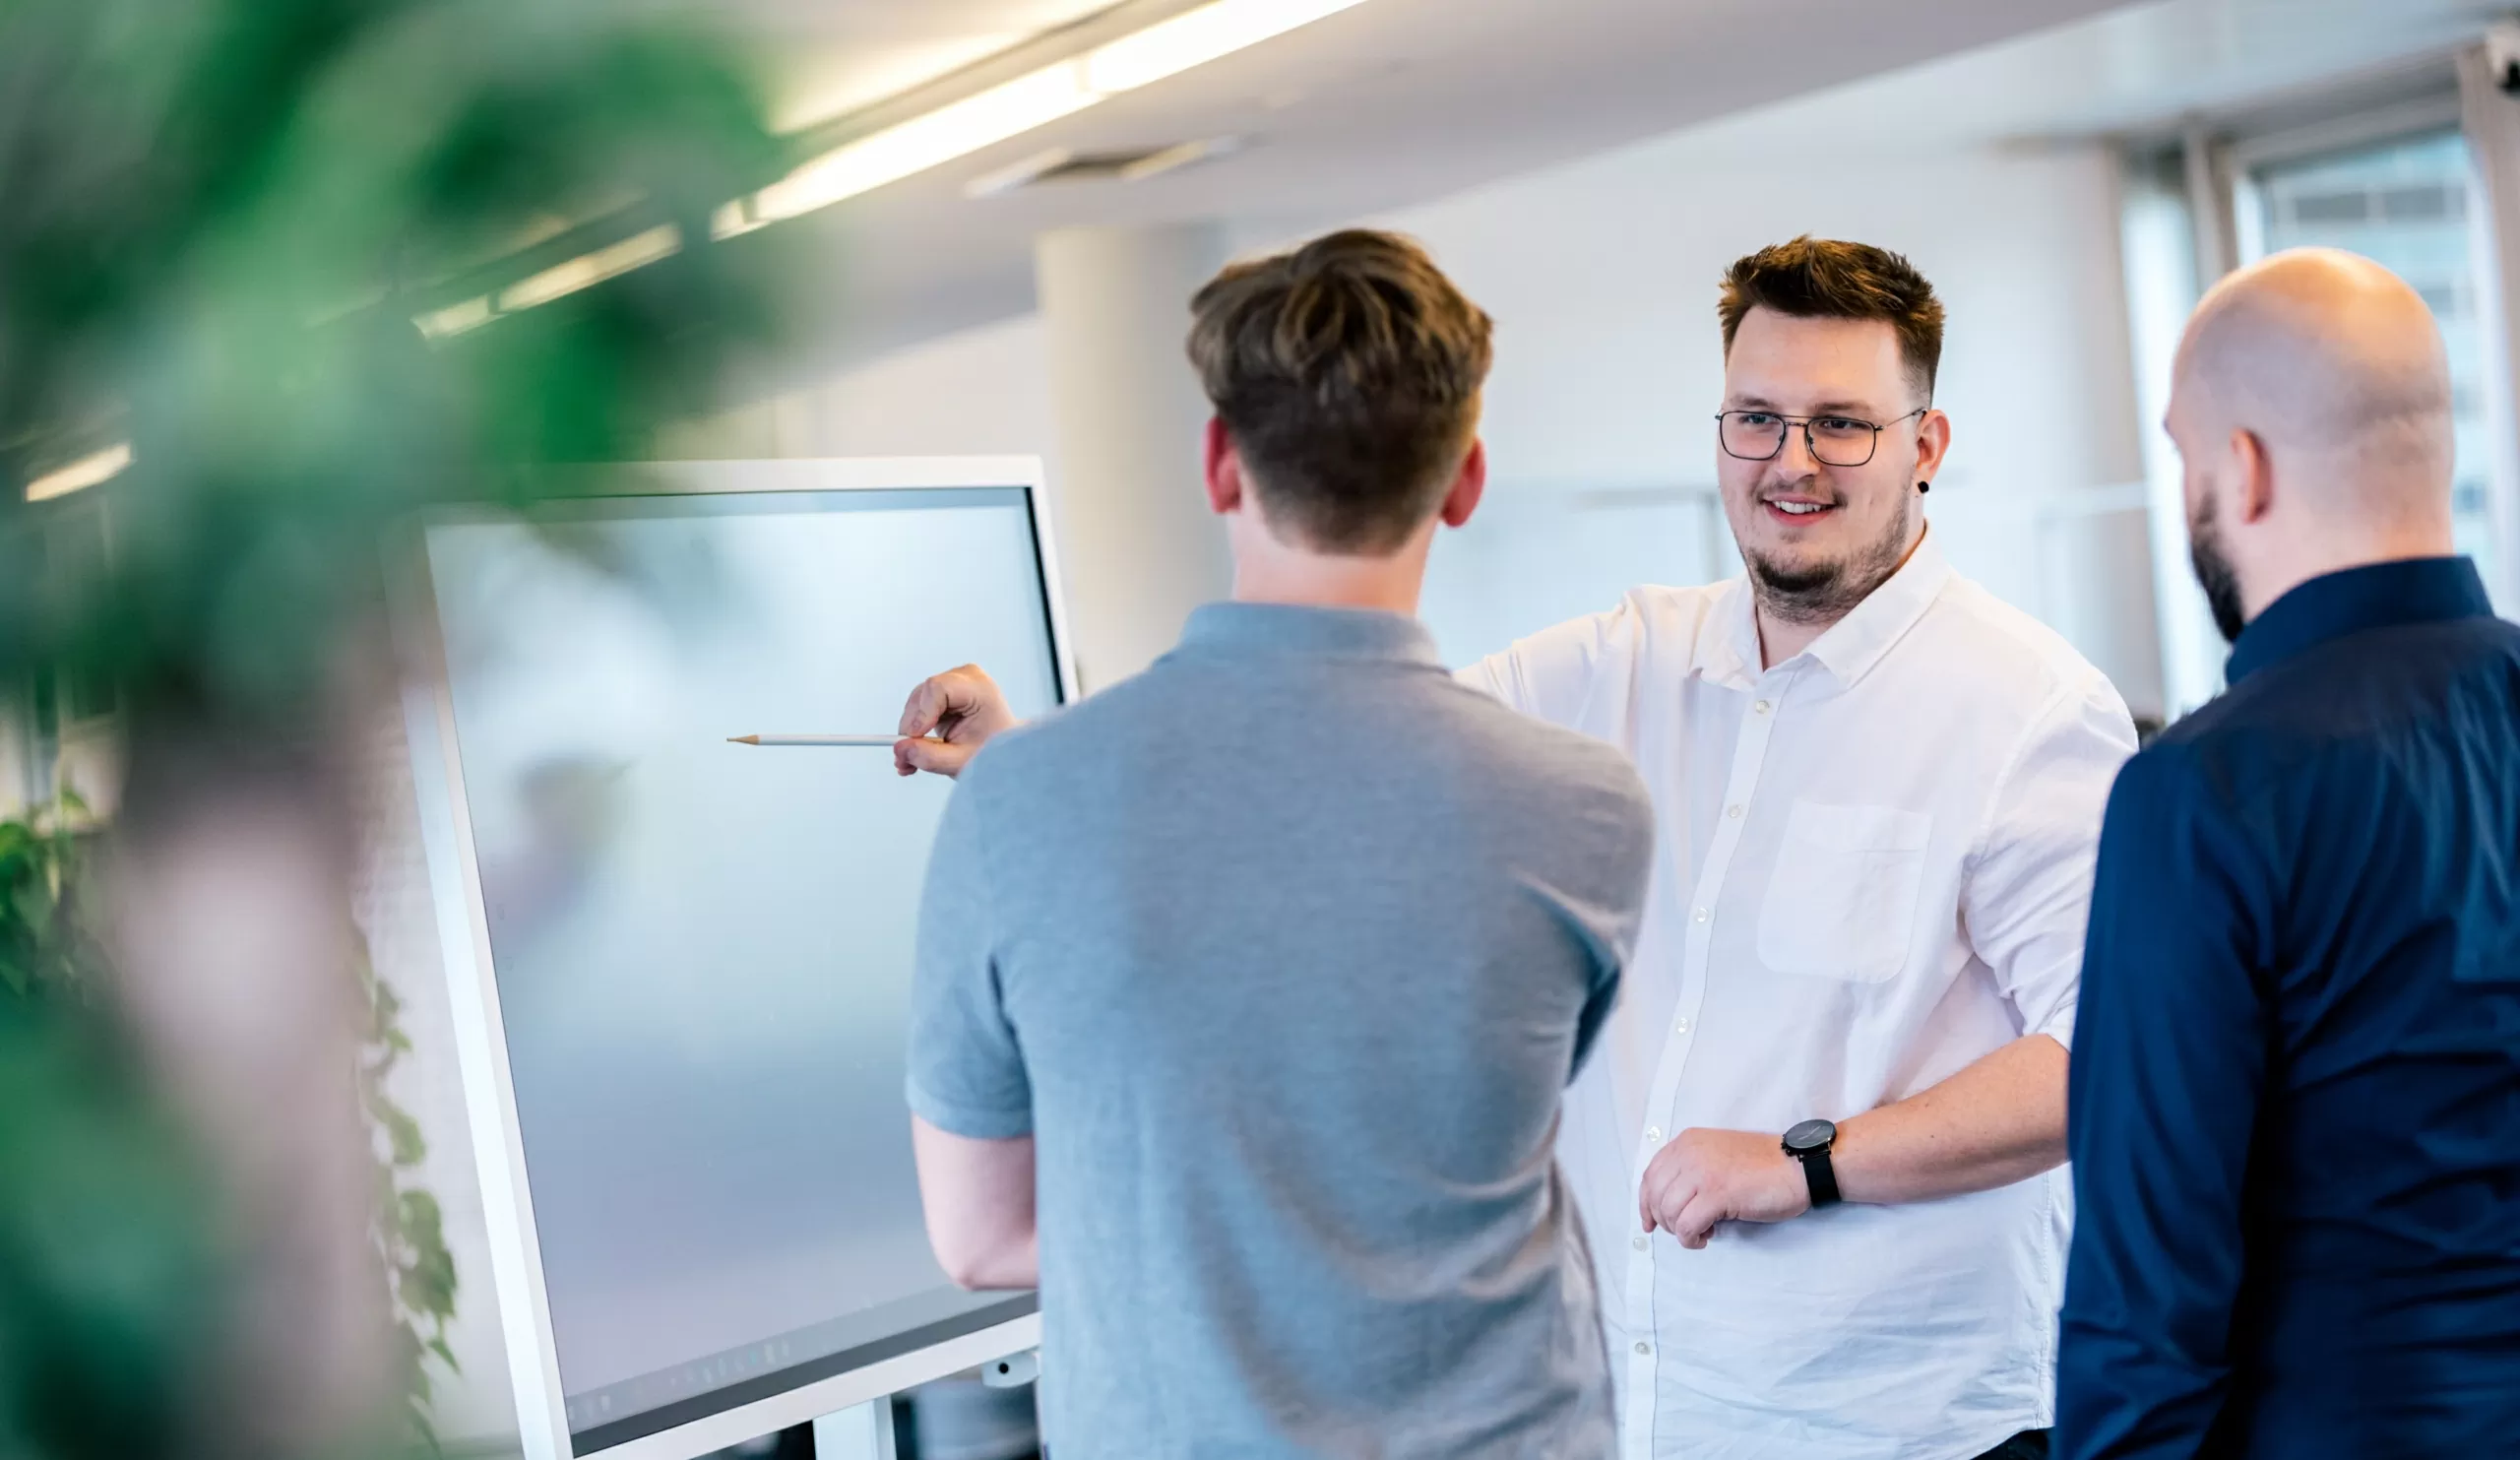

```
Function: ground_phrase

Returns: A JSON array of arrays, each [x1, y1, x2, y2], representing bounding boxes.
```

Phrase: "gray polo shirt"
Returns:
[[907, 603, 1654, 1459]]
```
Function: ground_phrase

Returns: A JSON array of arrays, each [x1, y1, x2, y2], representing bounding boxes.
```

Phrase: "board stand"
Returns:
[[811, 1400, 896, 1460], [811, 1349, 1040, 1460]]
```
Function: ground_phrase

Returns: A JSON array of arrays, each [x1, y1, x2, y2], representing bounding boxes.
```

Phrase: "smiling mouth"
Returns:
[[1765, 499, 1836, 521]]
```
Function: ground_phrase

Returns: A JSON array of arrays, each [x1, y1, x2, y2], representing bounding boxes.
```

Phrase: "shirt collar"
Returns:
[[2226, 556, 2493, 684], [1697, 530, 1953, 689], [1801, 530, 1953, 685], [1177, 601, 1444, 667]]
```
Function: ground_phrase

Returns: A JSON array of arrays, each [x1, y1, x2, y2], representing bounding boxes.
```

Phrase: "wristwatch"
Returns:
[[1782, 1118, 1841, 1209]]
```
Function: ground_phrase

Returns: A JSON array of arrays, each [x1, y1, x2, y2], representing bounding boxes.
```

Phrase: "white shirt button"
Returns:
[[1753, 699, 1772, 715], [1632, 1234, 1649, 1250], [1673, 1017, 1692, 1035], [1635, 1341, 1653, 1356], [1645, 1126, 1663, 1143], [1692, 907, 1710, 923], [1728, 804, 1744, 818]]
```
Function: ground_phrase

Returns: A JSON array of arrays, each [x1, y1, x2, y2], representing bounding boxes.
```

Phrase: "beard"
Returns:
[[2186, 495, 2248, 644], [1743, 498, 1915, 626]]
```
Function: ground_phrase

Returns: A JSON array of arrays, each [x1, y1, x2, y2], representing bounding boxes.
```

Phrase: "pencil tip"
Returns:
[[727, 735, 758, 744]]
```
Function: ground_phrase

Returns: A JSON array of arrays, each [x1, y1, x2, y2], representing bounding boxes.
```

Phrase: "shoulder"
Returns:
[[1462, 580, 1736, 713], [1925, 574, 2124, 715], [1420, 674, 1657, 839]]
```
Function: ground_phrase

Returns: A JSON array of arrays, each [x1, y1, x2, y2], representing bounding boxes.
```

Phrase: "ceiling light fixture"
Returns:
[[24, 443, 133, 503], [420, 0, 1371, 333], [1084, 0, 1367, 94], [730, 0, 1370, 228]]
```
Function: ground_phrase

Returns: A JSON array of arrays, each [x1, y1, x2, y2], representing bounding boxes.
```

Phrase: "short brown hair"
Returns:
[[1187, 229, 1493, 553], [1719, 236, 1945, 400]]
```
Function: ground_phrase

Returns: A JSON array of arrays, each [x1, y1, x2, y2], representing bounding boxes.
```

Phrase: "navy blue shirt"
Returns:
[[2056, 557, 2520, 1458]]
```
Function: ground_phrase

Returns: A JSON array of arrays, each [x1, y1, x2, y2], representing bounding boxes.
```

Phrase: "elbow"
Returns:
[[934, 1228, 1037, 1291]]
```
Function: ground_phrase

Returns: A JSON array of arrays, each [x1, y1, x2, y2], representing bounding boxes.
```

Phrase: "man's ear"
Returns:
[[1203, 417, 1242, 518], [1913, 408, 1953, 484], [1437, 438, 1487, 529], [2233, 427, 2277, 525]]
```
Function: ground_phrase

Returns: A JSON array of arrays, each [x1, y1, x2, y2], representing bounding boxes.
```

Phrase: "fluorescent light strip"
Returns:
[[751, 62, 1101, 224], [420, 0, 1374, 334], [745, 0, 1371, 223], [25, 443, 132, 503], [498, 223, 682, 312], [1086, 0, 1367, 94]]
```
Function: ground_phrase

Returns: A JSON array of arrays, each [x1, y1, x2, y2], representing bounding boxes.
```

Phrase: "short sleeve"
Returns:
[[904, 776, 1034, 1139], [1959, 672, 2139, 1048]]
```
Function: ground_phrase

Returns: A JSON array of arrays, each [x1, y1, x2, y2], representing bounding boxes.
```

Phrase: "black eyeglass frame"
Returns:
[[1714, 407, 1930, 468]]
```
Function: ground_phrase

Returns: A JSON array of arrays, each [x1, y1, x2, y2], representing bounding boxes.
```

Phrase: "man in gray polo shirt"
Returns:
[[899, 230, 1655, 1458]]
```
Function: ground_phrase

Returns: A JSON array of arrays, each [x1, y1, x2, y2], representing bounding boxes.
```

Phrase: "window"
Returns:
[[2238, 126, 2504, 592]]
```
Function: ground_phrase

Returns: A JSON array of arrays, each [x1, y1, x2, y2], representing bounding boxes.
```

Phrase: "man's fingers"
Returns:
[[1673, 1191, 1727, 1250], [1639, 1150, 1693, 1235], [899, 666, 1008, 740], [896, 736, 976, 780], [898, 675, 958, 738]]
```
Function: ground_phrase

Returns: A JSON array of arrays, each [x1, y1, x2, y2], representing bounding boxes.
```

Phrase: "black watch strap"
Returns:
[[1783, 1118, 1841, 1209], [1798, 1145, 1841, 1208]]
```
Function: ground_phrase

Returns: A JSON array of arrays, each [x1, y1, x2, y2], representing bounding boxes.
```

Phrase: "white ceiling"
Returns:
[[708, 0, 2512, 383], [1672, 0, 2509, 156]]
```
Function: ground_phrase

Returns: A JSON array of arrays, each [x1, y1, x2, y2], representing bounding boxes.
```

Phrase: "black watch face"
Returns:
[[1783, 1118, 1836, 1154]]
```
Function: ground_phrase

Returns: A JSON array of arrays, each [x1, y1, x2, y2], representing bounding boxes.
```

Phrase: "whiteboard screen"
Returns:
[[415, 484, 1058, 1454]]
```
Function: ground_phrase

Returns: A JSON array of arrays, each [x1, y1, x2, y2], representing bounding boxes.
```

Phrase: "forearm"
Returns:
[[1833, 1033, 2067, 1205]]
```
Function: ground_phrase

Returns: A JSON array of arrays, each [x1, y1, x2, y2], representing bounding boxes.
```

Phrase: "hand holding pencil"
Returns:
[[891, 664, 1019, 780]]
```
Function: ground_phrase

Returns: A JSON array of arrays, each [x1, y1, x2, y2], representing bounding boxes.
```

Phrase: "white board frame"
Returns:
[[388, 458, 1076, 1460]]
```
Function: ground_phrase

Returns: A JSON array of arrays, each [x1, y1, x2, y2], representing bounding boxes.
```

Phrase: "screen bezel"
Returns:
[[388, 458, 1077, 1460]]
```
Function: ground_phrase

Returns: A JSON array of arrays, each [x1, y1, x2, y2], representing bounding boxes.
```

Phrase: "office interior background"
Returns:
[[6, 0, 2519, 1456]]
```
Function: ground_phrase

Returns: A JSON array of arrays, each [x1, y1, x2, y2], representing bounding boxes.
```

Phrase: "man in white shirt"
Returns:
[[895, 235, 2135, 1459]]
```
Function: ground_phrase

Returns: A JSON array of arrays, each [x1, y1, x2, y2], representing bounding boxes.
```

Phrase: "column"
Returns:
[[1035, 223, 1234, 690]]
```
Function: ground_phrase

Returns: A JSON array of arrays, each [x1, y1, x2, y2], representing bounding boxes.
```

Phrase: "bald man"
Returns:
[[2054, 248, 2520, 1459]]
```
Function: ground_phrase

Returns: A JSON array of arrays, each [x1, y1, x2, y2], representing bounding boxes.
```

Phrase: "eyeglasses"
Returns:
[[1715, 408, 1927, 468]]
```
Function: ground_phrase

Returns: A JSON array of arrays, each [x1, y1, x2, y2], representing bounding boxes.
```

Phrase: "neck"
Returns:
[[1752, 519, 1927, 668], [2243, 515, 2458, 621], [1228, 515, 1433, 616]]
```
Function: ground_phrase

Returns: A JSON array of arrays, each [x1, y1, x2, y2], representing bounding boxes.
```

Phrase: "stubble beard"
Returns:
[[1743, 497, 1917, 627], [2187, 494, 2249, 644]]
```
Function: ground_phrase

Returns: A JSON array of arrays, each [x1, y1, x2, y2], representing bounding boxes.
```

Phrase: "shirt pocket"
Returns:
[[1755, 800, 1932, 984]]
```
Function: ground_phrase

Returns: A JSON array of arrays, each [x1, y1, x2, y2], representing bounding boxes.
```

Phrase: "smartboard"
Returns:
[[393, 459, 1074, 1460]]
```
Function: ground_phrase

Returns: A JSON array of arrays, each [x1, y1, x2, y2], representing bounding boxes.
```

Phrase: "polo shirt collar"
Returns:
[[1178, 601, 1444, 667], [2226, 556, 2492, 685]]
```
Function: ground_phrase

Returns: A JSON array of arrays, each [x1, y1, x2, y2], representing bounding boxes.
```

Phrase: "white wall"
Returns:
[[662, 313, 1055, 463]]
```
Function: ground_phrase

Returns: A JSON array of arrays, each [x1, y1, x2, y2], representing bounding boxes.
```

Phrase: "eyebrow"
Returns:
[[1723, 396, 1885, 416]]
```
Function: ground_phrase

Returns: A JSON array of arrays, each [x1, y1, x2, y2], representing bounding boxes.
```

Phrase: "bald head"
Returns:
[[2173, 248, 2454, 520], [2167, 248, 2461, 640]]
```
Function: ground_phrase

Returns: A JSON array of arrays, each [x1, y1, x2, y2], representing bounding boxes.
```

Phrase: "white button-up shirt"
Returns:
[[1464, 535, 2135, 1460]]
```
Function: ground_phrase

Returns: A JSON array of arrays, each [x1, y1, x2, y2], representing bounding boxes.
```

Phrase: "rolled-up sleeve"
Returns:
[[905, 774, 1033, 1140], [1958, 673, 2137, 1047], [2056, 745, 2270, 1460]]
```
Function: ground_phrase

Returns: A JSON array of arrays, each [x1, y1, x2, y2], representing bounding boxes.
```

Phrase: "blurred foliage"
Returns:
[[356, 931, 463, 1455], [0, 795, 222, 1460], [0, 791, 101, 1001], [0, 0, 805, 1455], [0, 0, 799, 735]]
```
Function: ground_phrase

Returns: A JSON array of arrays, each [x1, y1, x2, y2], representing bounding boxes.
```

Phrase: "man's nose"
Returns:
[[1773, 421, 1820, 476]]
